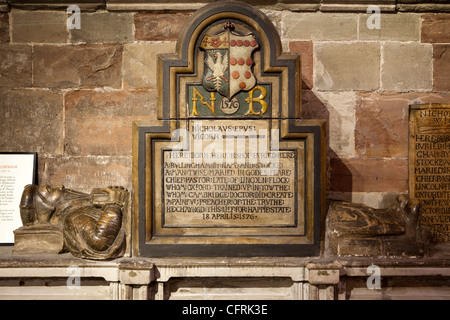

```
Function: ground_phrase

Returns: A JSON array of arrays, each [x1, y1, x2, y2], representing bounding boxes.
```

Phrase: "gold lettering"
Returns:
[[191, 87, 216, 116], [245, 86, 268, 116]]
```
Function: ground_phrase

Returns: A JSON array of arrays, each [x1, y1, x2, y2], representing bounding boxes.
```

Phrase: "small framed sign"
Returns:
[[0, 152, 37, 244]]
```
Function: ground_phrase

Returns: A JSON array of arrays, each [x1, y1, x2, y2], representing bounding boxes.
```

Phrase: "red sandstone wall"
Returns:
[[0, 1, 449, 205]]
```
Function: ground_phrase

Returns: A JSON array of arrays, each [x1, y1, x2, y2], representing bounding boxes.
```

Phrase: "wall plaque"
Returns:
[[410, 104, 450, 243], [132, 1, 326, 257], [0, 152, 37, 244]]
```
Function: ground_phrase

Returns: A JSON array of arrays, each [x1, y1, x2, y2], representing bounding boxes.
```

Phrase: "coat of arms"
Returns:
[[200, 22, 259, 99]]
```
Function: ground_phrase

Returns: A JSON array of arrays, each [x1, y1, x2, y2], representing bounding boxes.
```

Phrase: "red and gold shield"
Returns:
[[200, 24, 259, 99]]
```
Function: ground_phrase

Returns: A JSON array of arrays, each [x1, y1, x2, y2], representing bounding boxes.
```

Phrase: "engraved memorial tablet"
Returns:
[[132, 1, 326, 257], [410, 104, 450, 243]]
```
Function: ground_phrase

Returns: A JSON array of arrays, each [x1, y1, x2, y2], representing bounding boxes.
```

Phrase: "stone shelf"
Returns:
[[1, 245, 450, 299]]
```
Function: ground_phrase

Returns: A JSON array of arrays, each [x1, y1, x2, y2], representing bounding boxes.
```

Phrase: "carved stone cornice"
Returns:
[[1, 0, 449, 13]]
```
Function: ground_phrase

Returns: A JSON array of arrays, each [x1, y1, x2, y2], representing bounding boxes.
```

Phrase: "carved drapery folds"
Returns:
[[14, 184, 127, 260]]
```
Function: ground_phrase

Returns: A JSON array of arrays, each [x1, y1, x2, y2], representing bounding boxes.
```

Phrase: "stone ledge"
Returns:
[[2, 245, 450, 270], [107, 1, 206, 11], [2, 245, 450, 300], [0, 0, 7, 12], [398, 3, 450, 13], [0, 246, 114, 267], [1, 1, 449, 12], [320, 3, 395, 12], [7, 0, 105, 11]]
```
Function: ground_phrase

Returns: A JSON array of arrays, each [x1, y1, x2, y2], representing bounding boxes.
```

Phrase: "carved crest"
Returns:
[[200, 22, 258, 99]]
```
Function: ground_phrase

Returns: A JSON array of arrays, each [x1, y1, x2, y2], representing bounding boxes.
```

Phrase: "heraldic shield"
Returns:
[[200, 23, 259, 99]]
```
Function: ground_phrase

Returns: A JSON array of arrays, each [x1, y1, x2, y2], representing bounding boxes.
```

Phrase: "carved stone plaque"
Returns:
[[410, 104, 450, 242], [132, 2, 326, 257]]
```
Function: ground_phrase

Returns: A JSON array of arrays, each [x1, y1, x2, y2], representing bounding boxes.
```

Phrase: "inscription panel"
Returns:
[[410, 104, 450, 242], [162, 120, 299, 228]]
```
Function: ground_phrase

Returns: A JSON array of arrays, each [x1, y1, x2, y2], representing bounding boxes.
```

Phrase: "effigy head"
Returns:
[[19, 185, 61, 225], [19, 185, 89, 226]]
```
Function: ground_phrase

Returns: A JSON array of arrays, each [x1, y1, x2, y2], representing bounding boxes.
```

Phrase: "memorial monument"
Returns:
[[14, 185, 128, 260], [132, 1, 326, 257], [2, 0, 449, 301], [324, 195, 427, 257]]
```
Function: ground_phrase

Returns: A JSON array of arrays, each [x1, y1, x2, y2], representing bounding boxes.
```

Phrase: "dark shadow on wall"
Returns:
[[300, 89, 353, 202]]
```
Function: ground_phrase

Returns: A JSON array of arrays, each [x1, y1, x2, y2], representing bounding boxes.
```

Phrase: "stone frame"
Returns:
[[132, 1, 326, 257]]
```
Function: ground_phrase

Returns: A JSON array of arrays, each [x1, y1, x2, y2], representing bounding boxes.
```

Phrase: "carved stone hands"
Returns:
[[91, 186, 128, 209]]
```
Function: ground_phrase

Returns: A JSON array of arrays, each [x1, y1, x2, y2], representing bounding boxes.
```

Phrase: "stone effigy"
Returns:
[[324, 195, 430, 257], [14, 184, 128, 260]]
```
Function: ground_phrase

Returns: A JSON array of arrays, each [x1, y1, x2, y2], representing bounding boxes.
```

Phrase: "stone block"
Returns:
[[314, 42, 380, 91], [278, 0, 320, 11], [302, 90, 355, 158], [123, 42, 176, 89], [0, 44, 31, 87], [301, 89, 328, 120], [355, 92, 450, 157], [329, 158, 408, 193], [327, 191, 405, 209], [306, 261, 341, 285], [13, 225, 64, 255], [70, 12, 133, 43], [119, 269, 152, 285], [134, 13, 191, 41], [422, 13, 450, 43], [421, 14, 450, 43], [39, 156, 133, 194], [282, 12, 358, 40], [64, 89, 158, 156], [33, 45, 122, 88], [11, 10, 66, 43], [0, 13, 8, 42], [107, 1, 204, 11], [8, 0, 104, 11], [0, 89, 63, 154], [433, 44, 450, 92], [359, 13, 420, 41], [356, 92, 408, 158], [288, 41, 313, 89], [0, 0, 6, 11], [381, 42, 432, 91], [397, 0, 450, 13], [320, 0, 396, 12], [261, 9, 283, 34]]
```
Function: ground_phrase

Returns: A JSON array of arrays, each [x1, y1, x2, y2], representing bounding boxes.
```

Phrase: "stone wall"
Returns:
[[0, 0, 449, 207]]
